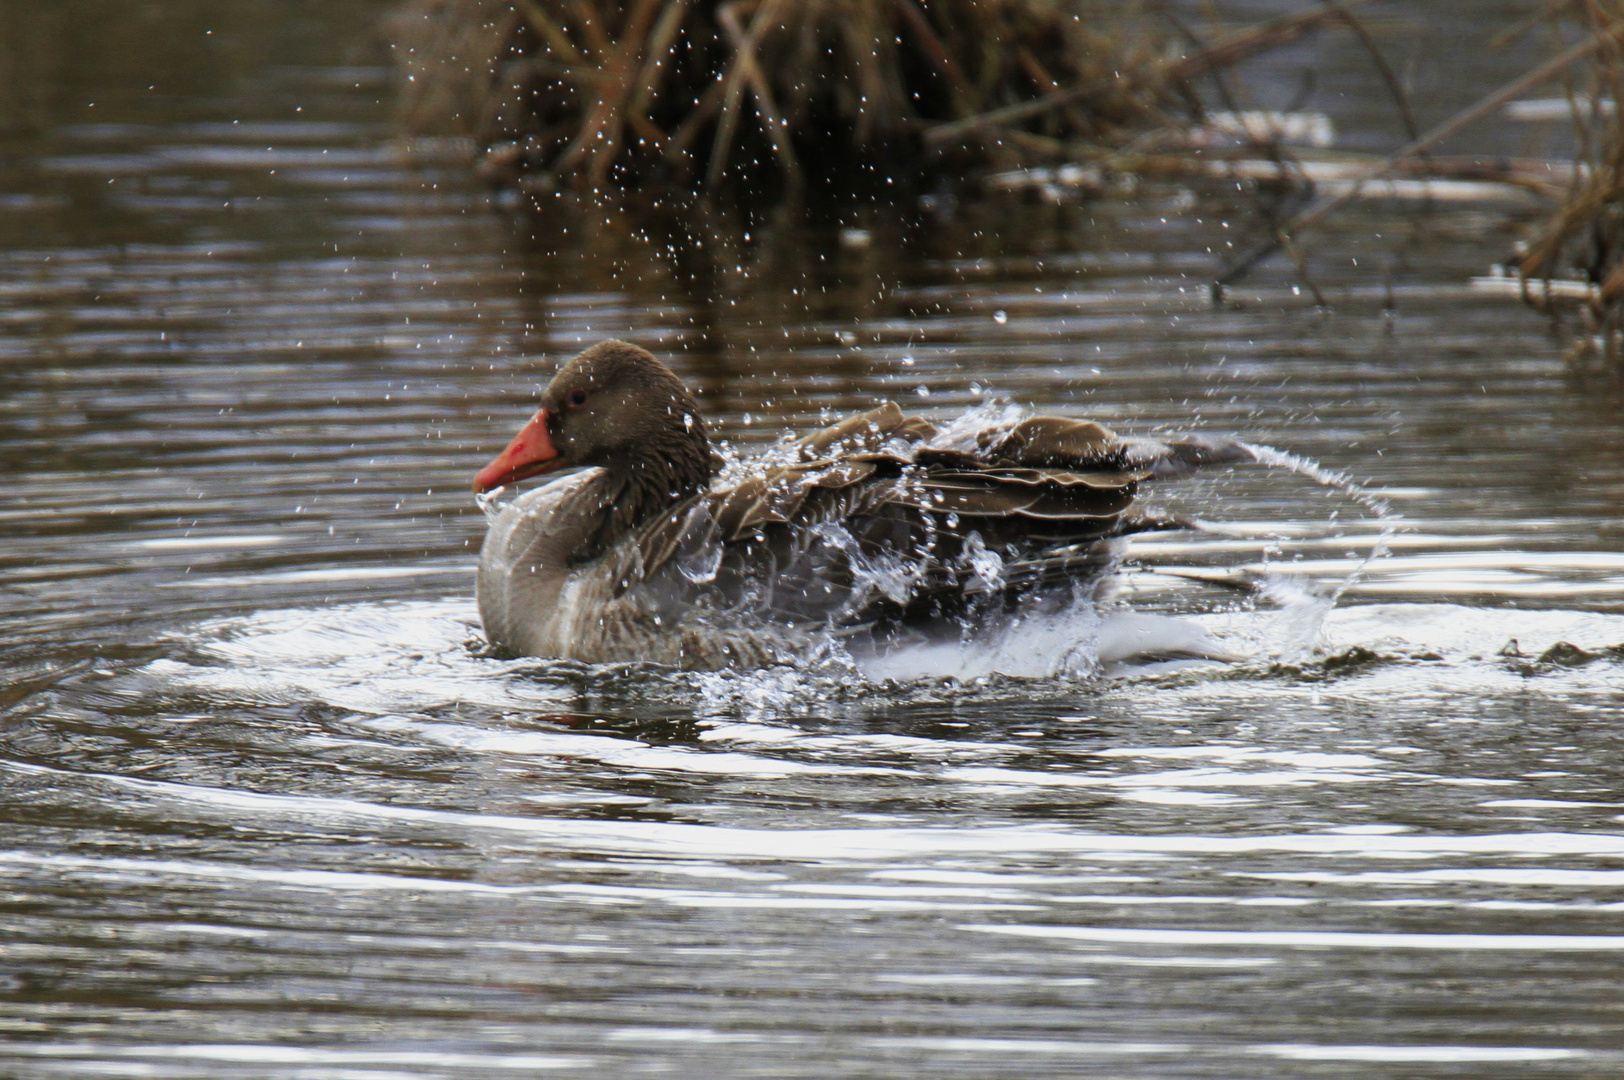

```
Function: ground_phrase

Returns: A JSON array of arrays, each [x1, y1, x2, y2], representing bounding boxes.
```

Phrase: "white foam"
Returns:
[[853, 608, 1238, 681]]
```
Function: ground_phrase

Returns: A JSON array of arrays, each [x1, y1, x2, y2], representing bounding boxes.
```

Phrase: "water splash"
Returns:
[[809, 521, 920, 607], [1253, 574, 1338, 663], [960, 531, 1005, 593], [689, 646, 863, 718], [1238, 442, 1400, 661], [926, 401, 1026, 453], [674, 501, 724, 585], [852, 589, 1238, 684]]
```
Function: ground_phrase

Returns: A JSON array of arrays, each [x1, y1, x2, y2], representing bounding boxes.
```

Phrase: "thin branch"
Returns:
[[891, 0, 976, 115], [560, 0, 614, 58], [1488, 0, 1580, 50], [513, 0, 585, 65], [625, 0, 692, 126], [1319, 0, 1419, 143], [706, 0, 791, 190], [714, 1, 802, 185]]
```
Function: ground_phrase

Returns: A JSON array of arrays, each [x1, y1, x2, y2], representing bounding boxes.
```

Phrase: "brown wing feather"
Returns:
[[796, 402, 936, 459], [912, 447, 983, 468], [635, 500, 693, 576], [713, 456, 894, 540], [715, 472, 808, 536], [631, 405, 1248, 615], [1006, 487, 1136, 522], [888, 476, 1136, 523], [983, 416, 1124, 467], [926, 467, 1149, 489]]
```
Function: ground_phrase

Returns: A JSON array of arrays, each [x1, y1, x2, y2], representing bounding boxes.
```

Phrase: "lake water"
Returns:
[[4, 2, 1624, 1077]]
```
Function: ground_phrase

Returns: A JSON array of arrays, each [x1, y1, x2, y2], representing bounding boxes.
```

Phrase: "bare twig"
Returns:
[[403, 0, 1395, 195], [514, 0, 586, 64], [891, 0, 976, 114], [1319, 0, 1419, 142], [706, 0, 792, 190], [1488, 0, 1580, 50], [713, 0, 802, 185], [624, 0, 691, 129]]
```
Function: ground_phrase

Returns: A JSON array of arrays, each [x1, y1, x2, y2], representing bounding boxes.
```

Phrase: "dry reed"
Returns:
[[390, 0, 1364, 196]]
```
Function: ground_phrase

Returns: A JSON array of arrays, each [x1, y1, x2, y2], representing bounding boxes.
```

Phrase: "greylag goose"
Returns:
[[473, 340, 1253, 669]]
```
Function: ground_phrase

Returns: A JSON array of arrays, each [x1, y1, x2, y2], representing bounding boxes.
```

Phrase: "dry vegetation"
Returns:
[[1514, 2, 1624, 357], [391, 0, 1365, 196]]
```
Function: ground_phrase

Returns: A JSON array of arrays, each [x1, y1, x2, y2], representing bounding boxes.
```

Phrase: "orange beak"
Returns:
[[473, 409, 562, 493]]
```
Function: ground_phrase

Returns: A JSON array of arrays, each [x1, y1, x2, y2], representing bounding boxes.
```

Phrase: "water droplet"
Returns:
[[993, 310, 1008, 325]]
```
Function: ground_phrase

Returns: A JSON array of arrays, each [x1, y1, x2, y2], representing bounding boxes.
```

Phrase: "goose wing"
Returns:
[[630, 407, 1253, 615]]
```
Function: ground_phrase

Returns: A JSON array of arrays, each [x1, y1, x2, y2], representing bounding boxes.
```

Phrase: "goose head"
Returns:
[[474, 340, 712, 495]]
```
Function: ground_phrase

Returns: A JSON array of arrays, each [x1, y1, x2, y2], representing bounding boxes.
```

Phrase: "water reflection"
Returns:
[[3, 1, 1624, 1077]]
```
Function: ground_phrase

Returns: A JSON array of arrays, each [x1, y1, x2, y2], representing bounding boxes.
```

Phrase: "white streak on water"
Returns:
[[944, 765, 1387, 789], [0, 1044, 592, 1070], [360, 714, 900, 778], [1254, 1044, 1590, 1062], [133, 534, 285, 550], [0, 850, 546, 894], [964, 924, 1624, 950], [5, 759, 1622, 863], [165, 564, 467, 587], [863, 1036, 1190, 1055], [1251, 868, 1624, 887]]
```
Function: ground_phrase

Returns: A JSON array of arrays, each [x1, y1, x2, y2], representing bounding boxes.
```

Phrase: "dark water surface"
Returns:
[[4, 3, 1624, 1077]]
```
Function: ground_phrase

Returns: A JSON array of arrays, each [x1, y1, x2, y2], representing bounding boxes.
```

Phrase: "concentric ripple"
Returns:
[[3, 1, 1624, 1077]]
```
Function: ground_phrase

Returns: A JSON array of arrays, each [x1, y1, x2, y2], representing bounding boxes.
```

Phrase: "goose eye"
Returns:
[[567, 389, 588, 407]]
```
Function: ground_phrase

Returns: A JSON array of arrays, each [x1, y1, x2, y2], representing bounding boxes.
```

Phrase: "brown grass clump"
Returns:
[[391, 0, 1353, 196]]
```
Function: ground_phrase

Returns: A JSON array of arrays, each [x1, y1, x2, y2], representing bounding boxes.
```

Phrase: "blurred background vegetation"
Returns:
[[7, 0, 1624, 356]]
